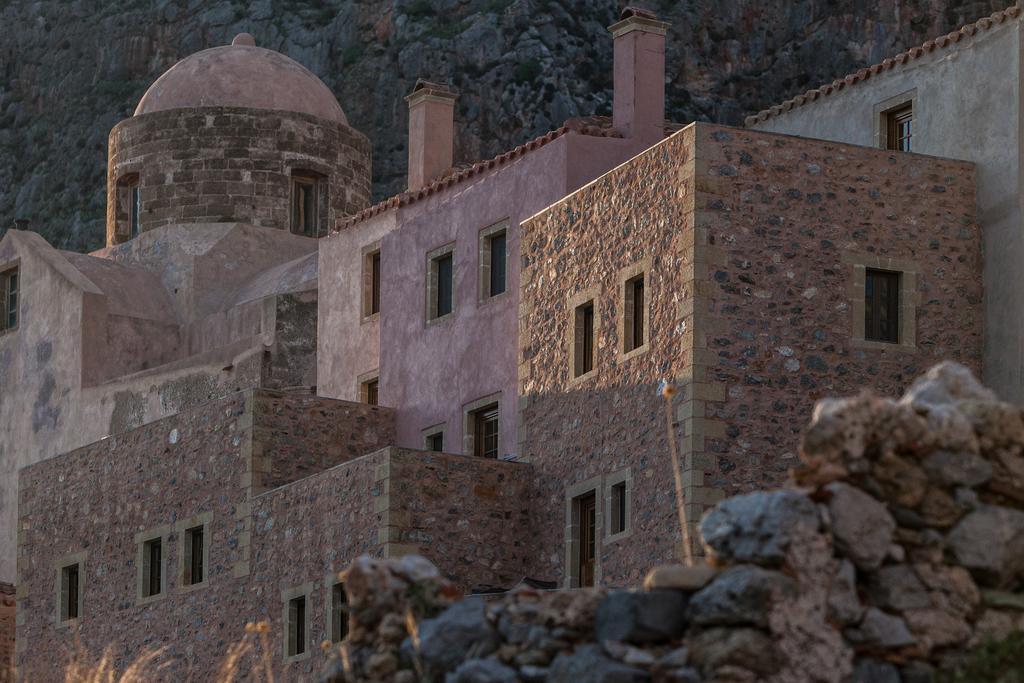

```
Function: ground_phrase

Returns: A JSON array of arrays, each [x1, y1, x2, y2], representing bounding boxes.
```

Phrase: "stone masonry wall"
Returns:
[[252, 390, 396, 492], [320, 362, 1024, 683], [105, 107, 371, 245], [0, 583, 12, 682], [518, 122, 982, 587]]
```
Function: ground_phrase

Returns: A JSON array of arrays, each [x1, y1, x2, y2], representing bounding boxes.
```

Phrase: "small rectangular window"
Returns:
[[364, 378, 379, 406], [865, 269, 900, 343], [624, 274, 645, 353], [574, 301, 595, 377], [330, 583, 348, 643], [610, 482, 627, 535], [290, 174, 320, 237], [471, 404, 499, 459], [886, 104, 913, 152], [142, 538, 162, 598], [426, 431, 444, 452], [428, 247, 455, 321], [575, 491, 597, 587], [480, 227, 508, 299], [287, 595, 307, 657], [184, 526, 204, 586], [363, 249, 381, 318], [60, 563, 81, 622], [130, 183, 141, 238], [1, 267, 18, 332]]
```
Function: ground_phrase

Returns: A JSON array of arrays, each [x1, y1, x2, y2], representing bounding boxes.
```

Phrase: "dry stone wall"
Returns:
[[323, 362, 1024, 682]]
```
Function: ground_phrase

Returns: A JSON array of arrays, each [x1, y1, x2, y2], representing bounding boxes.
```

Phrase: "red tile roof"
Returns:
[[745, 5, 1021, 127], [335, 116, 681, 231]]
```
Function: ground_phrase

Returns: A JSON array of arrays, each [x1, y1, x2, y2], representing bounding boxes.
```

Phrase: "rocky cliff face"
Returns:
[[0, 0, 1014, 252]]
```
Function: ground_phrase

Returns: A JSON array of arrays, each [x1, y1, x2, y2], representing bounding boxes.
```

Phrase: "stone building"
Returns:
[[0, 4, 1000, 680]]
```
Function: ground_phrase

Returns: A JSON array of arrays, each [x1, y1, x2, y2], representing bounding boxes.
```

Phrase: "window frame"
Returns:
[[422, 424, 445, 452], [604, 468, 633, 543], [864, 268, 901, 344], [568, 288, 601, 383], [564, 477, 603, 589], [135, 525, 170, 605], [176, 511, 212, 592], [426, 243, 457, 324], [325, 578, 349, 644], [114, 173, 141, 242], [361, 242, 382, 322], [289, 169, 327, 238], [0, 262, 20, 335], [357, 369, 380, 406], [54, 551, 87, 627], [478, 220, 510, 302], [463, 393, 502, 458], [845, 253, 918, 352], [619, 260, 651, 359], [281, 583, 313, 663], [873, 90, 917, 153]]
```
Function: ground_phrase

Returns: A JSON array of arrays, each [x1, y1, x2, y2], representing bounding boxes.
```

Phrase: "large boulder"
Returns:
[[826, 483, 895, 571], [595, 590, 688, 644], [946, 505, 1024, 588], [700, 490, 821, 566], [688, 565, 796, 628], [404, 598, 500, 675]]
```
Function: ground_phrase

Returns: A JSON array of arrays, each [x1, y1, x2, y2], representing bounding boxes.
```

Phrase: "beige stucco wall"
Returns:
[[751, 18, 1022, 402]]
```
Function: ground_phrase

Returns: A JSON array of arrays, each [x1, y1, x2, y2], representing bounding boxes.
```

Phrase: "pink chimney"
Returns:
[[405, 80, 458, 192], [609, 7, 670, 144]]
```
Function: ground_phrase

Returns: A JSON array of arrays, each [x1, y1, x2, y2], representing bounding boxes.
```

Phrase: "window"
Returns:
[[865, 269, 900, 343], [470, 404, 499, 458], [359, 373, 379, 406], [623, 274, 645, 353], [60, 563, 81, 622], [575, 491, 597, 588], [427, 245, 455, 321], [115, 173, 141, 241], [885, 104, 913, 152], [610, 482, 627, 535], [479, 222, 508, 300], [141, 537, 162, 598], [363, 249, 381, 318], [1, 266, 18, 332], [184, 526, 204, 586], [573, 300, 596, 377], [290, 171, 324, 237], [425, 430, 444, 452], [330, 583, 348, 643], [364, 378, 379, 406], [287, 595, 307, 658]]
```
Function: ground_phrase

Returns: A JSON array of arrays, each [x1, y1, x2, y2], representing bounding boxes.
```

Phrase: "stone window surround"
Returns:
[[568, 286, 602, 385], [564, 476, 604, 589], [361, 240, 382, 323], [422, 423, 446, 451], [462, 392, 502, 458], [54, 550, 87, 628], [604, 467, 633, 544], [478, 219, 510, 303], [357, 369, 380, 405], [873, 89, 917, 151], [844, 252, 919, 352], [288, 166, 331, 238], [425, 242, 457, 326], [324, 573, 348, 644], [282, 582, 314, 663], [617, 260, 651, 362], [175, 512, 212, 593], [0, 258, 20, 337], [135, 524, 171, 606], [113, 172, 141, 243]]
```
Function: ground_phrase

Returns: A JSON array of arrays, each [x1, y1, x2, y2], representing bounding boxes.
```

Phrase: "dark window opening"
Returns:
[[363, 378, 379, 406], [430, 251, 454, 320], [116, 173, 141, 241], [610, 482, 627, 535], [471, 404, 499, 459], [625, 275, 645, 352], [130, 183, 141, 238], [576, 491, 597, 587], [61, 563, 80, 621], [488, 231, 506, 297], [865, 269, 901, 343], [331, 583, 349, 643], [574, 301, 595, 377], [185, 526, 204, 586], [427, 431, 444, 452], [287, 595, 307, 657], [1, 267, 18, 332], [370, 251, 381, 315], [290, 173, 322, 237], [142, 538, 162, 598], [886, 104, 913, 152]]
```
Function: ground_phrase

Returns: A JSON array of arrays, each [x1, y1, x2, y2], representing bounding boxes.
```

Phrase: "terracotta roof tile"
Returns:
[[745, 5, 1021, 127]]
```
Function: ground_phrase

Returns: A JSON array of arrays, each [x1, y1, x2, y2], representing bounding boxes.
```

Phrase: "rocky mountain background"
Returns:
[[0, 0, 1015, 252]]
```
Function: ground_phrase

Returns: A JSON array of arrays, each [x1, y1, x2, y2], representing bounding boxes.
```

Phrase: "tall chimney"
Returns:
[[609, 7, 670, 144], [405, 80, 458, 192]]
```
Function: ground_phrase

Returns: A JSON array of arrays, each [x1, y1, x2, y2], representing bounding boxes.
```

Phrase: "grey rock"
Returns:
[[845, 608, 916, 649], [446, 659, 520, 683], [688, 565, 796, 627], [404, 598, 500, 675], [922, 450, 993, 487], [827, 560, 864, 625], [848, 658, 901, 683], [688, 627, 783, 676], [655, 646, 689, 669], [947, 504, 1024, 588], [659, 668, 701, 683], [700, 490, 821, 566], [901, 661, 936, 683], [518, 666, 548, 683], [827, 482, 895, 571], [548, 645, 651, 683], [870, 565, 931, 611], [595, 590, 688, 644]]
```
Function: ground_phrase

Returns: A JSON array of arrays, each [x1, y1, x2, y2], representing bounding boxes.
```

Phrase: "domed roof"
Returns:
[[134, 34, 347, 125]]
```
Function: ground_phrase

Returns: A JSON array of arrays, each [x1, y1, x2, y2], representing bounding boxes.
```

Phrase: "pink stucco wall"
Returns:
[[318, 130, 653, 459]]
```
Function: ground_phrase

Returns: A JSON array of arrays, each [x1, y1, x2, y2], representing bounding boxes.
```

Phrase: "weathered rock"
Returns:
[[918, 487, 964, 528], [595, 590, 688, 644], [826, 482, 895, 571], [921, 450, 993, 488], [903, 607, 971, 652], [900, 361, 997, 409], [827, 560, 863, 625], [644, 564, 718, 592], [872, 453, 929, 507], [699, 490, 820, 566], [548, 644, 650, 683], [446, 659, 520, 683], [981, 589, 1024, 611], [688, 565, 796, 628], [946, 504, 1024, 588], [848, 658, 900, 683], [405, 598, 500, 675], [844, 608, 916, 649], [687, 627, 783, 677], [869, 565, 930, 611]]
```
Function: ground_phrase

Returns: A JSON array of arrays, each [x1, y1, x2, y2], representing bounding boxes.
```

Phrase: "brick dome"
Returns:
[[134, 34, 347, 125]]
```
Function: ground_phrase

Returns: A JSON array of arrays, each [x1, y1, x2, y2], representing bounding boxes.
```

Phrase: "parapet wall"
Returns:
[[326, 362, 1024, 682]]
